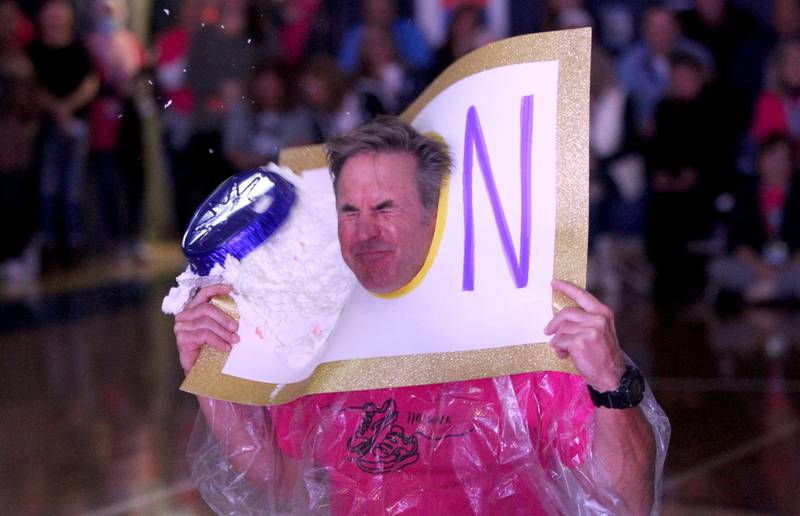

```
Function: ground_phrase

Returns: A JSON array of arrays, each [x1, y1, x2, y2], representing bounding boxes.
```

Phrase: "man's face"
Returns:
[[336, 151, 436, 294]]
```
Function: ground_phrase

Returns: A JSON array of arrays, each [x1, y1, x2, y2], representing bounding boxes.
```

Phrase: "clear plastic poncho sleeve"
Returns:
[[187, 364, 670, 515]]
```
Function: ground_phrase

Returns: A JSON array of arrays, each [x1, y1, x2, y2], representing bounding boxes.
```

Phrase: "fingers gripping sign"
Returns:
[[174, 284, 240, 375], [544, 280, 626, 392]]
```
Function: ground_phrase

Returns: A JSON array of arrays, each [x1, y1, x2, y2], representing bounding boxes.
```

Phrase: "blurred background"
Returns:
[[1, 0, 799, 514]]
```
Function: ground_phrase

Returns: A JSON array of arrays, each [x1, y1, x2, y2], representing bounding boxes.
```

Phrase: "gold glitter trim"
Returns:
[[210, 294, 239, 321], [181, 28, 591, 405], [182, 297, 577, 405], [278, 144, 327, 174]]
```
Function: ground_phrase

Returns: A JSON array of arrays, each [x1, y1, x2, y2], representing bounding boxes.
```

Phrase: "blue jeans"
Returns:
[[38, 118, 89, 251]]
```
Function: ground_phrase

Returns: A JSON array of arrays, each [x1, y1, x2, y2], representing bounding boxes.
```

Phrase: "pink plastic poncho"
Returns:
[[188, 367, 670, 515]]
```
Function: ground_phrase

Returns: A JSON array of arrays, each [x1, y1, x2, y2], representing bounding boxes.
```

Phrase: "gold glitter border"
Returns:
[[182, 298, 579, 405], [278, 144, 327, 175], [181, 28, 591, 405]]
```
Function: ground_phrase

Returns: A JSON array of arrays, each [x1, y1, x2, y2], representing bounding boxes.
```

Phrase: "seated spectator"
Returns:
[[414, 0, 508, 54], [713, 0, 800, 120], [678, 0, 757, 89], [709, 135, 800, 303], [223, 59, 314, 171], [646, 52, 723, 302], [542, 0, 594, 32], [678, 0, 760, 148], [338, 0, 432, 74], [27, 0, 99, 269], [617, 5, 712, 140], [355, 26, 414, 115], [750, 37, 800, 161], [279, 0, 325, 67], [428, 4, 494, 82], [589, 0, 648, 56], [298, 55, 373, 141]]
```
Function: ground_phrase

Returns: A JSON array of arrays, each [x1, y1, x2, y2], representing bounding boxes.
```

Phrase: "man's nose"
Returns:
[[356, 213, 380, 241]]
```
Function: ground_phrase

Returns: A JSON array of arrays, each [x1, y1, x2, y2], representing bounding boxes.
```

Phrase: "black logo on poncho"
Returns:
[[345, 399, 472, 474]]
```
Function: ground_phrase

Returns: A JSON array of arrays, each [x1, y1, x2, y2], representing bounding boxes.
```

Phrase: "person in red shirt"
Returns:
[[750, 38, 800, 162], [153, 0, 202, 232], [174, 117, 667, 514], [85, 0, 148, 264]]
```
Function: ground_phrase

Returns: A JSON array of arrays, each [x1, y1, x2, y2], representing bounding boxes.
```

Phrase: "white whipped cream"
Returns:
[[163, 163, 356, 369]]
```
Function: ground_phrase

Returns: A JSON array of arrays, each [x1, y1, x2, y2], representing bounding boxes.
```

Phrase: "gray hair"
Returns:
[[325, 116, 452, 210]]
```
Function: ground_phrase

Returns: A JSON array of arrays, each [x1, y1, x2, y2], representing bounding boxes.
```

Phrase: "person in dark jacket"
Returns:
[[646, 51, 726, 302], [708, 134, 800, 303]]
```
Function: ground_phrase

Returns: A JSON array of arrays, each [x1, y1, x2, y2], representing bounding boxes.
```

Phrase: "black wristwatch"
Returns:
[[587, 365, 645, 409]]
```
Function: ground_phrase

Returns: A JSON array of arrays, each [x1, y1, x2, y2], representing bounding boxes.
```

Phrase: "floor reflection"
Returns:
[[649, 302, 800, 515], [0, 246, 798, 514], [1, 278, 208, 515]]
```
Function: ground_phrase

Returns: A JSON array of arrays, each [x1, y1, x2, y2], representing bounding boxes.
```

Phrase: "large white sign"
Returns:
[[181, 28, 591, 405]]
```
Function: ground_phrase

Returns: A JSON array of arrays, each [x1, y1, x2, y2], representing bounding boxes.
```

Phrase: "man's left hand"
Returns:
[[544, 279, 626, 392]]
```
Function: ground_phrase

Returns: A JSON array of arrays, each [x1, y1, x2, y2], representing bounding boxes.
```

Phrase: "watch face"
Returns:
[[182, 168, 296, 275], [627, 369, 645, 404], [587, 367, 645, 409]]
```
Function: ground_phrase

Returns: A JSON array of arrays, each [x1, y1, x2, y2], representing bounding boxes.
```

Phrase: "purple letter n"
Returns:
[[462, 95, 533, 291]]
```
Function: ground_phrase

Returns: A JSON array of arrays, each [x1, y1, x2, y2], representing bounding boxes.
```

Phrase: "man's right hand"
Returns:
[[174, 284, 240, 375]]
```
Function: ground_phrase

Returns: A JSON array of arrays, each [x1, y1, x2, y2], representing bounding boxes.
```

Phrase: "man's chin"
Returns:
[[355, 270, 403, 295], [360, 278, 400, 295], [364, 284, 400, 295]]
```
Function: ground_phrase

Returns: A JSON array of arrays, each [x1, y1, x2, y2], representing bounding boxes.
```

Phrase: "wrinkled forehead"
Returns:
[[334, 151, 420, 202], [334, 150, 420, 196]]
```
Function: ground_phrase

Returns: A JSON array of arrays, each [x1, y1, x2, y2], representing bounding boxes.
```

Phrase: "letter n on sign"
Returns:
[[462, 95, 534, 291]]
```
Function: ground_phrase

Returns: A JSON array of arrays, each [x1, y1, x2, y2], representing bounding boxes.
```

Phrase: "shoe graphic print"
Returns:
[[346, 399, 419, 474]]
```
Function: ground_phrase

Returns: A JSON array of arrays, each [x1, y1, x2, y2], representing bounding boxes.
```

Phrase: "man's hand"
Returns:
[[544, 279, 625, 392], [174, 284, 240, 375], [547, 280, 657, 514], [175, 285, 288, 493]]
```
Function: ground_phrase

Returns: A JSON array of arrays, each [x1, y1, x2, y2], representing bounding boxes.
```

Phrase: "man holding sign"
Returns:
[[175, 118, 667, 515]]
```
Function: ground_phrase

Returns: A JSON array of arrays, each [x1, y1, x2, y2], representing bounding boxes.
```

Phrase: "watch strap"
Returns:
[[587, 365, 645, 409]]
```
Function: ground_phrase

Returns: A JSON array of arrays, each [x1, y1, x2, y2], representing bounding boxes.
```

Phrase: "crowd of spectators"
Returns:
[[0, 0, 798, 307]]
